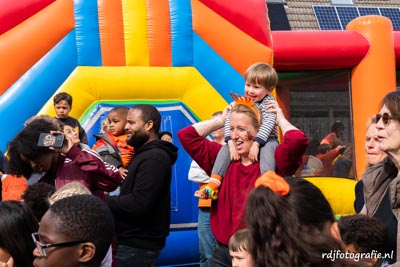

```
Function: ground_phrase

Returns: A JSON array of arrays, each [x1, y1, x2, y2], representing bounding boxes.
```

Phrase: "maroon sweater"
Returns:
[[55, 145, 122, 201], [178, 126, 308, 245]]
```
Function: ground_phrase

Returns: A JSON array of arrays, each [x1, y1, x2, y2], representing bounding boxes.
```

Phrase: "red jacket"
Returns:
[[54, 145, 122, 201], [178, 126, 308, 245]]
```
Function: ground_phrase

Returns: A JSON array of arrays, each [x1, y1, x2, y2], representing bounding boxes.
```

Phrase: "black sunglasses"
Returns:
[[375, 112, 394, 126]]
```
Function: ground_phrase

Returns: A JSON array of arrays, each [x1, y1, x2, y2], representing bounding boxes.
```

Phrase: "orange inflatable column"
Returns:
[[347, 16, 396, 179]]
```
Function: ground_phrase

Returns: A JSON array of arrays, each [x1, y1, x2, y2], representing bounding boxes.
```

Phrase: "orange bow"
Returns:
[[230, 92, 261, 125], [254, 170, 290, 196]]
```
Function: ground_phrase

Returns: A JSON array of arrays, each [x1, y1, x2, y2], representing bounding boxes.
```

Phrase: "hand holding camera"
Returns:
[[37, 133, 65, 148]]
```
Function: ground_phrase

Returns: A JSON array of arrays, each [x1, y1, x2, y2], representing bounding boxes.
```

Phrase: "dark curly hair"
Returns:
[[338, 214, 386, 253], [5, 118, 60, 178], [21, 183, 56, 221]]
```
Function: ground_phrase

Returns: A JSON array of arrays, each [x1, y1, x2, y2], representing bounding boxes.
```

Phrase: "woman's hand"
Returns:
[[266, 101, 284, 124], [49, 130, 74, 154]]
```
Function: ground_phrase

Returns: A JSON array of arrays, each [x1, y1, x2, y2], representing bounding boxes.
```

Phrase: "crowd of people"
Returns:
[[0, 94, 178, 267], [0, 64, 400, 267]]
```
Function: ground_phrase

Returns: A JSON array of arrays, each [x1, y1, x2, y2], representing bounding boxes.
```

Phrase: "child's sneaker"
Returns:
[[194, 186, 218, 200]]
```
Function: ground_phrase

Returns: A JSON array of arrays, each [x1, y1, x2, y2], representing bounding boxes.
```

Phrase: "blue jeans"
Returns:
[[208, 242, 231, 267], [198, 208, 216, 267], [116, 245, 161, 267]]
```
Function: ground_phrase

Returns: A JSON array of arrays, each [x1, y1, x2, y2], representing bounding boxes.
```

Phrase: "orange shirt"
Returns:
[[92, 132, 134, 168], [2, 174, 28, 201], [320, 132, 342, 149], [114, 134, 134, 168]]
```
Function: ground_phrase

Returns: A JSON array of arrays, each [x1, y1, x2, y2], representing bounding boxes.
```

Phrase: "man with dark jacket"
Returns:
[[107, 104, 178, 267]]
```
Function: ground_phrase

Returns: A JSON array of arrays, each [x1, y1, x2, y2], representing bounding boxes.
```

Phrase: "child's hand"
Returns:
[[249, 142, 260, 162], [221, 104, 232, 122], [228, 140, 240, 161], [118, 167, 128, 179]]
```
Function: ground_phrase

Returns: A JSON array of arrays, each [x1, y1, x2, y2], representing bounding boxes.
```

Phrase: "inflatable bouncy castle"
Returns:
[[1, 0, 400, 265]]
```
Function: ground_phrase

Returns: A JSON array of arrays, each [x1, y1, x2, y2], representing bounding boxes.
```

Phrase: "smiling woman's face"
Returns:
[[229, 111, 257, 158]]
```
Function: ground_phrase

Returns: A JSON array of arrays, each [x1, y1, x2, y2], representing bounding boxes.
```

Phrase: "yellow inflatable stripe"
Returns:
[[305, 177, 356, 217], [122, 0, 149, 66], [39, 66, 227, 121]]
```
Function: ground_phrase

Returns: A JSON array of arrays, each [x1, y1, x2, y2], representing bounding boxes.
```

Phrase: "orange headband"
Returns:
[[230, 92, 262, 125], [254, 170, 290, 196]]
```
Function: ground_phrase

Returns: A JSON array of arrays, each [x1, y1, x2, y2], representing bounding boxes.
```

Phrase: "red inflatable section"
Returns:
[[199, 0, 272, 47], [0, 0, 55, 34], [272, 31, 370, 70]]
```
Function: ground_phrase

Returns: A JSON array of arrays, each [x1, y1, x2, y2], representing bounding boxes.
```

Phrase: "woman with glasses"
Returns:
[[359, 90, 400, 265], [0, 201, 38, 267]]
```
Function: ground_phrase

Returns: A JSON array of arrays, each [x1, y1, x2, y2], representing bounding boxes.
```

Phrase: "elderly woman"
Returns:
[[366, 116, 388, 166], [354, 116, 388, 212], [360, 91, 400, 265], [178, 102, 308, 266]]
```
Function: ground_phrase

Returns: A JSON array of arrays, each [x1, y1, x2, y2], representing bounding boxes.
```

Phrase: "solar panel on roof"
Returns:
[[379, 8, 400, 30], [358, 7, 380, 16], [336, 6, 359, 29], [313, 5, 400, 31], [313, 6, 342, 30]]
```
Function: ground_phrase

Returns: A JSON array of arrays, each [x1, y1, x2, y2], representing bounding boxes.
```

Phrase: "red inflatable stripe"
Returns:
[[0, 0, 55, 34]]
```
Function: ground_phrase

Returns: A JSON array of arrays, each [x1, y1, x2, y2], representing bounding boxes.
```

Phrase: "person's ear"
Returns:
[[145, 120, 154, 131], [77, 242, 96, 263], [330, 221, 342, 242]]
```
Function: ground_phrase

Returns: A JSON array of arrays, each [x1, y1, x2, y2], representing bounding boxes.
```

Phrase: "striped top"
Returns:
[[225, 94, 278, 145]]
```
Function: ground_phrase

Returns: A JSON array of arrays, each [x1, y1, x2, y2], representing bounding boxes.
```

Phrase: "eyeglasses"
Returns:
[[375, 112, 395, 126], [32, 232, 87, 257]]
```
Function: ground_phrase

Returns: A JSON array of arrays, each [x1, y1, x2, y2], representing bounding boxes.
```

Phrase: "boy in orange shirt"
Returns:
[[93, 106, 134, 182]]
